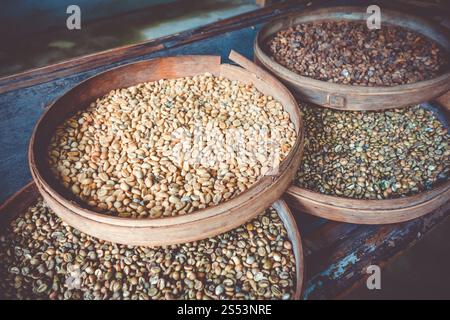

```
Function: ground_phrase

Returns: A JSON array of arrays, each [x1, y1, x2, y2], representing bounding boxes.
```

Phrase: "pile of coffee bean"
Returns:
[[295, 104, 449, 199], [268, 21, 448, 86], [0, 199, 297, 300], [48, 74, 296, 218]]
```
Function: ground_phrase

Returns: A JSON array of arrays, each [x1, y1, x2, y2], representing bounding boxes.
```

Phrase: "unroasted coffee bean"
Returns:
[[48, 74, 296, 218], [268, 21, 448, 86], [295, 104, 449, 199], [0, 199, 296, 300]]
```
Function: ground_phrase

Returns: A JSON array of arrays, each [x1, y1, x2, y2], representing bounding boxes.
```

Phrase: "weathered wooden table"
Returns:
[[0, 0, 449, 299]]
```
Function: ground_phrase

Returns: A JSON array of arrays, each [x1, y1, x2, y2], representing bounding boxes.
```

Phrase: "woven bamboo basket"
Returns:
[[0, 182, 305, 299], [285, 180, 450, 224], [254, 6, 450, 111], [29, 51, 305, 246], [285, 101, 450, 224]]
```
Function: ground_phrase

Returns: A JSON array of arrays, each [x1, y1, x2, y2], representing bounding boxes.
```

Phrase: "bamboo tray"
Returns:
[[285, 101, 450, 224], [254, 6, 450, 111], [28, 51, 305, 246], [0, 182, 305, 300], [285, 181, 450, 224]]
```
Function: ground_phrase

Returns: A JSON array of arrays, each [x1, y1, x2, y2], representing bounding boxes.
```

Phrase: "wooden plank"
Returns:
[[301, 202, 450, 299], [302, 222, 359, 256]]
